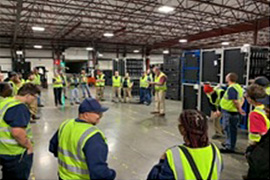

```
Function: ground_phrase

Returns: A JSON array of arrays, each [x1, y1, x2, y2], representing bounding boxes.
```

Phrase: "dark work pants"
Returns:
[[140, 88, 146, 103], [53, 88, 62, 106], [0, 152, 33, 180]]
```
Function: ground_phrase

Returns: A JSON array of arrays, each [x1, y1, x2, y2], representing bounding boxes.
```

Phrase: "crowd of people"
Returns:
[[0, 66, 269, 179]]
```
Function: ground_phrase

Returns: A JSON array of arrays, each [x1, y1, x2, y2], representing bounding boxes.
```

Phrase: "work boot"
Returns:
[[32, 115, 40, 120], [158, 113, 166, 117], [151, 111, 159, 114]]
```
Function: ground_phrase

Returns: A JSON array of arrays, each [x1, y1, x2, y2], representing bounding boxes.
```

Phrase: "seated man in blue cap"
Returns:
[[49, 98, 116, 180]]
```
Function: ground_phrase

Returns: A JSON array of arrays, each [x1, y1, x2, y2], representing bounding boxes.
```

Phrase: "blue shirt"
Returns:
[[0, 104, 31, 159], [147, 158, 174, 180], [49, 119, 116, 180], [227, 86, 238, 100]]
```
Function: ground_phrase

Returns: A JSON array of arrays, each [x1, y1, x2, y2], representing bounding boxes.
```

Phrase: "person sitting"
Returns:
[[147, 109, 223, 180]]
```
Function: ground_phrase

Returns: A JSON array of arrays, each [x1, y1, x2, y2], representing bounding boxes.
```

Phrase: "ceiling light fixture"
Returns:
[[163, 50, 169, 54], [32, 26, 45, 31], [34, 45, 42, 49], [98, 53, 103, 57], [221, 42, 230, 46], [133, 50, 140, 53], [103, 33, 114, 37], [16, 50, 23, 55], [86, 47, 94, 51], [158, 6, 174, 13], [179, 39, 188, 43], [243, 44, 250, 47]]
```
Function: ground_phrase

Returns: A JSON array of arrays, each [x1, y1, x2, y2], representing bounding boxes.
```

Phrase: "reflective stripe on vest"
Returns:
[[96, 75, 105, 87], [140, 76, 149, 88], [265, 87, 270, 96], [166, 144, 222, 180], [154, 72, 167, 91], [112, 76, 121, 87], [248, 105, 270, 142], [0, 97, 32, 155], [220, 83, 243, 112], [58, 119, 107, 179]]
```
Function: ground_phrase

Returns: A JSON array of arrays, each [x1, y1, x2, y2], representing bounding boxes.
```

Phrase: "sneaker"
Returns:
[[219, 148, 235, 154], [158, 113, 166, 117], [151, 111, 159, 114]]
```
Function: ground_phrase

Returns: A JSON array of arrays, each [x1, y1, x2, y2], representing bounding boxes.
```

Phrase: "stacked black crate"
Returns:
[[126, 59, 144, 96], [163, 56, 181, 100], [103, 70, 112, 86]]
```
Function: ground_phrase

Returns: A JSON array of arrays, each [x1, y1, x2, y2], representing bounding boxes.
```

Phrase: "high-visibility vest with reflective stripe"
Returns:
[[220, 83, 243, 112], [112, 76, 122, 87], [62, 75, 68, 87], [33, 74, 41, 85], [166, 144, 222, 180], [53, 76, 63, 88], [95, 75, 105, 87], [154, 72, 167, 91], [26, 79, 35, 84], [206, 87, 224, 109], [140, 76, 149, 88], [80, 74, 88, 84], [20, 79, 26, 85], [0, 97, 33, 155], [58, 119, 107, 180], [265, 87, 270, 96], [9, 81, 20, 96], [69, 77, 79, 89], [248, 105, 270, 142]]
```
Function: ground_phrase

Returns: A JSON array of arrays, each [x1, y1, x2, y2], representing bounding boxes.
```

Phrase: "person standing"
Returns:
[[147, 110, 223, 180], [139, 71, 148, 104], [95, 70, 105, 101], [68, 74, 80, 105], [146, 69, 153, 105], [80, 69, 91, 98], [219, 73, 245, 153], [122, 73, 133, 103], [8, 72, 21, 96], [26, 73, 40, 121], [150, 67, 167, 117], [33, 68, 44, 107], [49, 98, 116, 180], [53, 73, 63, 107], [203, 83, 225, 139], [112, 71, 122, 103], [0, 83, 40, 180]]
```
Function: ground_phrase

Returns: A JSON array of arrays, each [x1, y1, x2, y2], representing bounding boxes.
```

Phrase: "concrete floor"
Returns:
[[2, 87, 249, 180]]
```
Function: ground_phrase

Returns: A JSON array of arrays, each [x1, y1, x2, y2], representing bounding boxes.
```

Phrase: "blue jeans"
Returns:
[[70, 88, 80, 103], [0, 152, 33, 180], [145, 88, 152, 104], [222, 111, 240, 151], [81, 83, 91, 98], [140, 88, 146, 103]]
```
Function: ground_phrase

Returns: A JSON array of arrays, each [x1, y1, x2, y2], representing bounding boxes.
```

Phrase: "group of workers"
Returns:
[[0, 66, 269, 180]]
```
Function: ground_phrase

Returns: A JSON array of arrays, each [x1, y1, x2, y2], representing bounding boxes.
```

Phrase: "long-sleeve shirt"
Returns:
[[49, 119, 116, 180]]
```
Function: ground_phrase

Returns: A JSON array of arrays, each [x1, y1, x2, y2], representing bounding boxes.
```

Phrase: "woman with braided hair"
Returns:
[[147, 110, 223, 180]]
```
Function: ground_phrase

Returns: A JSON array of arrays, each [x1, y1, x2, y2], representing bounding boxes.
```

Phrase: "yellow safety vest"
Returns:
[[206, 87, 224, 109], [96, 75, 105, 87], [58, 119, 107, 180], [166, 144, 222, 180], [53, 76, 63, 88], [33, 74, 41, 85], [112, 76, 122, 87], [154, 72, 167, 91], [220, 83, 243, 112], [140, 76, 149, 88], [0, 97, 33, 155], [265, 87, 270, 96], [248, 105, 270, 142], [9, 81, 21, 96], [80, 74, 88, 84]]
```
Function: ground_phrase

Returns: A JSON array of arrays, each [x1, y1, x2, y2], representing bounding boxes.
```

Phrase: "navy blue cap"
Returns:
[[79, 98, 109, 113], [254, 76, 270, 87], [256, 96, 270, 105]]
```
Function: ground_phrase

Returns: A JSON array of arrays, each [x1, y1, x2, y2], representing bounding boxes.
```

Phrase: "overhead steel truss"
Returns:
[[0, 0, 269, 52]]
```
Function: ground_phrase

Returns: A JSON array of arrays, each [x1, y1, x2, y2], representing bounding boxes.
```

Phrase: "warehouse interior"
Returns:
[[0, 0, 269, 180]]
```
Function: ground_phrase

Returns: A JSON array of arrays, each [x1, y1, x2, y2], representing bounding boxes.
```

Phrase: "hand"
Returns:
[[239, 109, 246, 116], [213, 111, 221, 117], [27, 146, 33, 155], [160, 153, 166, 160]]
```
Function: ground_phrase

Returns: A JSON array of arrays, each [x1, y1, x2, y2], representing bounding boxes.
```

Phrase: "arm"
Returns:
[[49, 130, 59, 157], [83, 133, 116, 180], [11, 128, 33, 154]]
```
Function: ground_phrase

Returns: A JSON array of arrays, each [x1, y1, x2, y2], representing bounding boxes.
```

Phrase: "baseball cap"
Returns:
[[256, 96, 270, 105], [203, 84, 214, 94], [79, 98, 108, 113], [254, 76, 270, 87]]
